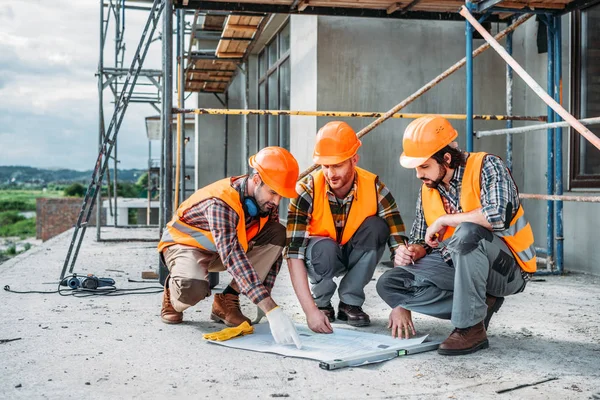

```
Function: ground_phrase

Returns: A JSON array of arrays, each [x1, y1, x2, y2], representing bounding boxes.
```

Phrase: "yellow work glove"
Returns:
[[203, 321, 254, 342]]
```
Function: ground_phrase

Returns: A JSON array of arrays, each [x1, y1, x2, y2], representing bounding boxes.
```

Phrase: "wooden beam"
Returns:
[[225, 24, 258, 32], [387, 2, 402, 14], [216, 52, 245, 58], [298, 0, 310, 11]]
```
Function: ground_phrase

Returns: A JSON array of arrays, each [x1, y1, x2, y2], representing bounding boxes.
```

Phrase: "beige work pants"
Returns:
[[162, 220, 285, 312]]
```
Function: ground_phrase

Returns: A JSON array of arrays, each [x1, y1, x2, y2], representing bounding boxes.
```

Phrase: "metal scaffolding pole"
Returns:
[[465, 1, 474, 152], [163, 0, 174, 225], [505, 18, 514, 171], [60, 0, 164, 279], [476, 117, 600, 137], [173, 108, 545, 121], [180, 10, 186, 201], [97, 0, 105, 241], [553, 15, 564, 273], [244, 61, 250, 173], [546, 15, 555, 269]]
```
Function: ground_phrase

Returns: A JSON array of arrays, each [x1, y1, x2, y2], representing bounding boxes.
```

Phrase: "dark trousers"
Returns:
[[305, 216, 389, 307]]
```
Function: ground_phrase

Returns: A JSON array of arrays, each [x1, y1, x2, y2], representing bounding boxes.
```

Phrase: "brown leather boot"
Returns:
[[211, 293, 251, 327], [161, 277, 183, 324], [484, 295, 504, 330], [438, 321, 488, 356], [337, 301, 370, 327]]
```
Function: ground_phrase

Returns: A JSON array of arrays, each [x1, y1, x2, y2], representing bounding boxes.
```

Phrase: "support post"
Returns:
[[505, 19, 514, 171], [554, 15, 564, 273], [224, 91, 229, 177], [244, 61, 250, 173], [163, 0, 174, 225], [545, 15, 555, 269], [97, 0, 105, 240], [465, 1, 474, 152]]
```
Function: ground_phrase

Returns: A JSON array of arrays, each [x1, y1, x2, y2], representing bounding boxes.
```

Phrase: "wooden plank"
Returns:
[[141, 271, 158, 280]]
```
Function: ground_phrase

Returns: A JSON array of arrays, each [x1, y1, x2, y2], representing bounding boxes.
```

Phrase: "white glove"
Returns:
[[266, 306, 302, 349]]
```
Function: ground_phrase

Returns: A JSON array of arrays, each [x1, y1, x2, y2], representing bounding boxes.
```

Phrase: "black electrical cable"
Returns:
[[3, 274, 163, 297]]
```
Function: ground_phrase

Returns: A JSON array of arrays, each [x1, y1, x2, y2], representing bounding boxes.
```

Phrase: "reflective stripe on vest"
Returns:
[[308, 167, 378, 245], [157, 177, 268, 253], [421, 152, 536, 273]]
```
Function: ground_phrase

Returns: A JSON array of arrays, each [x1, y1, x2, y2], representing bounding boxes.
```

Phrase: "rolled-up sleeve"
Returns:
[[205, 200, 270, 304], [480, 155, 520, 231], [284, 177, 314, 260], [375, 178, 406, 254]]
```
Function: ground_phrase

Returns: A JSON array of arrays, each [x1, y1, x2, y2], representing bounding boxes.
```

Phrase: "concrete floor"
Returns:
[[1, 227, 599, 399]]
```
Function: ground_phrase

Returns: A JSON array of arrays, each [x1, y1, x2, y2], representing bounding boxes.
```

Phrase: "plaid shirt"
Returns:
[[285, 171, 406, 259], [410, 153, 520, 262], [179, 177, 280, 304]]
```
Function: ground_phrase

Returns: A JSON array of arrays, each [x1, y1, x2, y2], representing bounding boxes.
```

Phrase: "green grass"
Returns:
[[0, 217, 36, 238], [0, 189, 64, 211]]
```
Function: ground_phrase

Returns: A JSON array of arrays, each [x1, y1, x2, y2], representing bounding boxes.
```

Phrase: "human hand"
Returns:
[[306, 308, 333, 334], [266, 306, 302, 349], [388, 307, 416, 339], [394, 244, 426, 266], [425, 218, 448, 248]]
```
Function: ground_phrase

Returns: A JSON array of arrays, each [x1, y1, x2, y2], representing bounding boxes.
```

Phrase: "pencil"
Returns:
[[401, 237, 415, 265]]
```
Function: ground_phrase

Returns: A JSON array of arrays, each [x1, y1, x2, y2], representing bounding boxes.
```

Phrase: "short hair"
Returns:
[[430, 145, 466, 169]]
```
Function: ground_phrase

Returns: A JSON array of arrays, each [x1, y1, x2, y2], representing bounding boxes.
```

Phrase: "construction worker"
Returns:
[[286, 121, 407, 334], [158, 147, 302, 348], [376, 116, 536, 355]]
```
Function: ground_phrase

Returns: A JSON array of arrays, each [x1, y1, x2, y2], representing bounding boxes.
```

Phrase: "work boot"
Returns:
[[211, 293, 251, 327], [161, 276, 183, 324], [318, 303, 335, 323], [484, 295, 504, 330], [438, 321, 489, 356], [337, 301, 370, 327]]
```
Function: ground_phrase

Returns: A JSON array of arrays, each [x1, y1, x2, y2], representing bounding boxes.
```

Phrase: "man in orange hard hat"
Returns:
[[286, 121, 408, 334], [158, 147, 302, 348], [376, 116, 536, 355]]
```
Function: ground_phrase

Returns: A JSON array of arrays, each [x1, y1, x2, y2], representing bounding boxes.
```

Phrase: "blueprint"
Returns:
[[206, 323, 428, 363]]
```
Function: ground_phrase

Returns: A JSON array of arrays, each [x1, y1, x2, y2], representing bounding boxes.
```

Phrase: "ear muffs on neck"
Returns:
[[242, 196, 259, 217]]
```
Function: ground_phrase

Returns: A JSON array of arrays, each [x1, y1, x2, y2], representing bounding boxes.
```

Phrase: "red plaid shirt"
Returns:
[[179, 177, 280, 304]]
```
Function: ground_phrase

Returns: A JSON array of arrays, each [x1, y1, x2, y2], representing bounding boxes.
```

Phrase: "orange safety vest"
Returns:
[[157, 177, 268, 253], [421, 152, 536, 273], [308, 167, 378, 245]]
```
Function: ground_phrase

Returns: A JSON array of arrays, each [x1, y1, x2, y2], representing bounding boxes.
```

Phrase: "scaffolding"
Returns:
[[61, 0, 600, 278]]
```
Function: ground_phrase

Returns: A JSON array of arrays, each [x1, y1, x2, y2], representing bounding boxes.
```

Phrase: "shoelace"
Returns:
[[222, 294, 241, 310]]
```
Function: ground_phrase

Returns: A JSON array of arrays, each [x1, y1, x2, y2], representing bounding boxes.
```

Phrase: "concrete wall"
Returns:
[[186, 15, 599, 275], [284, 15, 599, 275], [308, 16, 507, 260]]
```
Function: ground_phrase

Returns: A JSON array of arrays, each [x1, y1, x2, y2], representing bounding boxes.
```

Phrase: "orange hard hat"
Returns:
[[313, 121, 362, 165], [399, 116, 458, 168], [248, 147, 299, 198]]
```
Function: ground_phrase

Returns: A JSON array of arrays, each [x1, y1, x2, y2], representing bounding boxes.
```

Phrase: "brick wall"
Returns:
[[36, 198, 107, 242]]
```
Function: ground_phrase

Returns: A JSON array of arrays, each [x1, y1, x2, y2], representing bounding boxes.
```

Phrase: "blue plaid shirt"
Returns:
[[409, 153, 520, 262]]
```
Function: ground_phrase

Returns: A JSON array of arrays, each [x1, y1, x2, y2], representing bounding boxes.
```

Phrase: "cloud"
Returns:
[[0, 1, 161, 169]]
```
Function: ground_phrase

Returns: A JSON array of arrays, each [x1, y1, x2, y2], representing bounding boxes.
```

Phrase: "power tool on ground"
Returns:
[[60, 274, 115, 290]]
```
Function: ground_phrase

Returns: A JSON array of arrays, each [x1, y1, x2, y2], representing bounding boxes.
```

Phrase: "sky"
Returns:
[[0, 0, 163, 170]]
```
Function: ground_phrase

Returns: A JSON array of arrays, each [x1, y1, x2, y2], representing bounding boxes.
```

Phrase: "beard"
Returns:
[[422, 165, 447, 189]]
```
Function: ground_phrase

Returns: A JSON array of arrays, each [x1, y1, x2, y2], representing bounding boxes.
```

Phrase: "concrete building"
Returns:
[[184, 10, 599, 276]]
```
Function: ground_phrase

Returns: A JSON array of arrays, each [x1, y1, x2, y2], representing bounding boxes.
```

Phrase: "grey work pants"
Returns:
[[376, 222, 527, 328], [163, 220, 286, 312], [305, 216, 389, 308]]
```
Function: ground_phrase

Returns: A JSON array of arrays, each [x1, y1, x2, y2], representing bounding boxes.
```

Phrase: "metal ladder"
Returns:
[[59, 0, 164, 280]]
